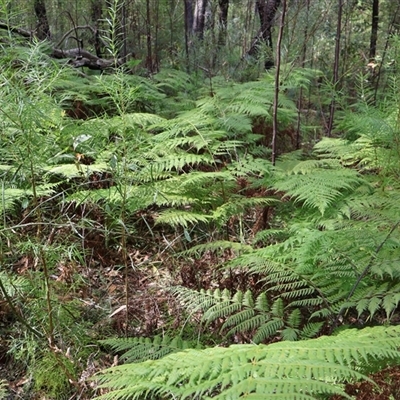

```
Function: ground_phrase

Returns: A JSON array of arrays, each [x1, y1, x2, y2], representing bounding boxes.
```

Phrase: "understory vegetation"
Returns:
[[2, 7, 400, 400]]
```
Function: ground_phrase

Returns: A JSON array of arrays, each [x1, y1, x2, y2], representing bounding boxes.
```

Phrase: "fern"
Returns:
[[100, 335, 201, 363], [155, 209, 210, 228], [172, 286, 310, 343], [180, 240, 253, 257], [95, 325, 400, 400], [272, 157, 365, 215]]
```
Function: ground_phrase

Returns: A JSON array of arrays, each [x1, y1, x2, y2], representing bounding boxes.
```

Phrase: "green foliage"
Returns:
[[95, 326, 400, 400], [33, 352, 76, 399], [2, 18, 400, 400], [272, 157, 364, 215], [100, 335, 202, 363], [0, 380, 7, 399], [170, 286, 319, 343]]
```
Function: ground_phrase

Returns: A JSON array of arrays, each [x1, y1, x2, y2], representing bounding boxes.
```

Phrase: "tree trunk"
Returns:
[[90, 0, 103, 57], [249, 0, 281, 69], [272, 0, 287, 165], [34, 0, 50, 40], [327, 0, 343, 137], [369, 0, 379, 61], [183, 0, 193, 69], [218, 0, 229, 46], [193, 0, 207, 39], [145, 0, 154, 73]]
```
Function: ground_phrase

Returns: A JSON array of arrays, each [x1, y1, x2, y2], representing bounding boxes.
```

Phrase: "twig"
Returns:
[[334, 219, 400, 328]]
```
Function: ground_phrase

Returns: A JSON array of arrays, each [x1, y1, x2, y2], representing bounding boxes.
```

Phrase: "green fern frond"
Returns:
[[153, 68, 195, 97], [272, 161, 364, 215], [145, 153, 215, 174], [96, 326, 400, 400], [180, 240, 253, 257], [0, 187, 29, 211], [45, 162, 109, 179], [100, 335, 200, 363], [228, 155, 272, 177], [212, 197, 277, 224], [222, 311, 265, 336], [177, 171, 234, 188], [203, 299, 243, 323], [155, 209, 210, 228], [169, 286, 222, 315], [0, 271, 30, 297], [117, 112, 166, 129], [172, 285, 303, 343], [301, 322, 325, 339]]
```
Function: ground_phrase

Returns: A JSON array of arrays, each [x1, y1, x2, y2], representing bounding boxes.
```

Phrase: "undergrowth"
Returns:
[[1, 29, 400, 400]]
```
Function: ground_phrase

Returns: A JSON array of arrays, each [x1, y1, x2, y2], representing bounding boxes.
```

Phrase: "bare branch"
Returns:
[[51, 47, 126, 69]]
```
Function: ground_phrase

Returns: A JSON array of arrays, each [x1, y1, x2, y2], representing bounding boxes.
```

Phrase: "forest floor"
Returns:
[[2, 225, 400, 400]]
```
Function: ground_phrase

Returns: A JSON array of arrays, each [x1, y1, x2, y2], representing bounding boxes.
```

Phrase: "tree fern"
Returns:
[[95, 325, 400, 400]]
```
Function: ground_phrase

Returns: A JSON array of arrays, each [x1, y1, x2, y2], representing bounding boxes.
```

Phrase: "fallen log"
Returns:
[[51, 48, 125, 70]]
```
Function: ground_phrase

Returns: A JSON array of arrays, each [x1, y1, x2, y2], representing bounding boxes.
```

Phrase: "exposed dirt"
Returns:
[[331, 365, 400, 400]]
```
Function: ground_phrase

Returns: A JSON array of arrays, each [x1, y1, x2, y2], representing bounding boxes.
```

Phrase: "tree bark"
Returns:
[[51, 47, 124, 69], [90, 0, 103, 57], [272, 0, 287, 165], [218, 0, 229, 46], [34, 0, 51, 40], [249, 0, 281, 69], [193, 0, 207, 39], [327, 0, 343, 137], [369, 0, 379, 61], [145, 0, 154, 73], [183, 0, 193, 69]]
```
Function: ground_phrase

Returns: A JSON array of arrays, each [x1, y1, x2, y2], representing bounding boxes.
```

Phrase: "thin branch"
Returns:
[[271, 0, 287, 165], [334, 219, 400, 326], [56, 25, 96, 48], [0, 276, 44, 339], [0, 21, 32, 38], [327, 0, 343, 137]]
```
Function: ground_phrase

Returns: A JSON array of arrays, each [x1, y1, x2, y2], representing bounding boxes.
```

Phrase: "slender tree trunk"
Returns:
[[154, 0, 160, 71], [373, 2, 400, 103], [218, 0, 229, 46], [121, 1, 127, 59], [369, 0, 379, 61], [272, 0, 287, 165], [295, 0, 310, 149], [327, 0, 343, 137], [34, 0, 50, 40], [145, 0, 153, 73], [183, 0, 194, 71], [249, 0, 281, 69], [91, 0, 103, 57], [193, 0, 207, 39]]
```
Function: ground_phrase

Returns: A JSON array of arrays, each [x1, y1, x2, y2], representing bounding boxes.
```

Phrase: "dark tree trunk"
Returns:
[[218, 0, 229, 46], [193, 0, 208, 39], [249, 0, 281, 69], [369, 0, 379, 61], [271, 0, 287, 165], [327, 0, 343, 137], [184, 0, 193, 69], [90, 0, 103, 57], [34, 0, 50, 40], [146, 0, 154, 73]]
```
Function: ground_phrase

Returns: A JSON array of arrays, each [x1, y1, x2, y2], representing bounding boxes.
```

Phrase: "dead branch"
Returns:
[[0, 21, 32, 38], [55, 25, 109, 49], [51, 48, 125, 70]]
